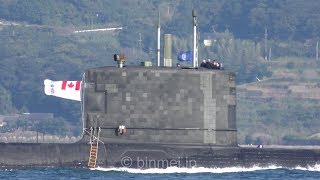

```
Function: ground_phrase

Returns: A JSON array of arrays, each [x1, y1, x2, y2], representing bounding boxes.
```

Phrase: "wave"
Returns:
[[91, 164, 320, 174], [295, 164, 320, 172]]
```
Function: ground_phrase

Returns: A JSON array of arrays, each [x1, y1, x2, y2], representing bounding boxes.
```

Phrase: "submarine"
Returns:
[[0, 11, 320, 169], [1, 59, 320, 169]]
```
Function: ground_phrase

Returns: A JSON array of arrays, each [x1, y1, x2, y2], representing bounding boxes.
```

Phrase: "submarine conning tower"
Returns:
[[83, 66, 237, 146]]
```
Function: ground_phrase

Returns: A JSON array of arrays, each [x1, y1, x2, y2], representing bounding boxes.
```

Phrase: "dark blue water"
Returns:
[[1, 166, 320, 180]]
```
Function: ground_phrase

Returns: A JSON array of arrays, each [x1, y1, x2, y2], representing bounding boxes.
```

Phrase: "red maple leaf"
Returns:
[[68, 82, 74, 88]]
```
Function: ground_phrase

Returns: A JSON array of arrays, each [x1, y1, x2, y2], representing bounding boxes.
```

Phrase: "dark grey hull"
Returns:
[[0, 142, 319, 169], [2, 67, 317, 169]]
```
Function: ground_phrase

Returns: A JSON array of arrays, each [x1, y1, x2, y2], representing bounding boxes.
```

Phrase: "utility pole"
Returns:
[[264, 27, 268, 60], [317, 40, 319, 61], [138, 32, 142, 59], [269, 47, 272, 61], [91, 13, 98, 30], [91, 16, 93, 30]]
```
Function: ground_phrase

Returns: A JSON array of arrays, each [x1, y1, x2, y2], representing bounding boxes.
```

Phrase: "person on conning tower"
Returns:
[[200, 59, 207, 67]]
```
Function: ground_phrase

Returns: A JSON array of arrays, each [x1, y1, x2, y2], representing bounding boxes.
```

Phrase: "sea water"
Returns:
[[1, 165, 320, 180]]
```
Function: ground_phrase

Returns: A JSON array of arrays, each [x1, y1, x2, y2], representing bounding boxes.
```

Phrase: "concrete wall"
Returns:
[[83, 67, 237, 146]]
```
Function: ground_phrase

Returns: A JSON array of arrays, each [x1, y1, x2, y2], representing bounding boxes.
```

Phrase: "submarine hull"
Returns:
[[103, 143, 320, 168], [1, 67, 319, 169], [0, 142, 319, 169]]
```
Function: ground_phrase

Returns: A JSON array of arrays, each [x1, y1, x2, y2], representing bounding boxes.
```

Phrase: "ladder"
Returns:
[[88, 127, 101, 168]]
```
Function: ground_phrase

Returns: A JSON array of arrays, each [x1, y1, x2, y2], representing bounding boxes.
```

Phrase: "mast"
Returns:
[[157, 10, 161, 67], [192, 10, 198, 68]]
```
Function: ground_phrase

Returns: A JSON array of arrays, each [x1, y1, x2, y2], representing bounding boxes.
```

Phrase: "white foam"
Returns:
[[295, 164, 320, 172], [91, 165, 289, 174]]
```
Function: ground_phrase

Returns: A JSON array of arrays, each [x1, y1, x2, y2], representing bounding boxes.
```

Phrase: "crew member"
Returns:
[[200, 59, 207, 67]]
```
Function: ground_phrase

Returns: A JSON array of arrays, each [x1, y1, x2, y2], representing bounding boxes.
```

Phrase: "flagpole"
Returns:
[[192, 10, 198, 68]]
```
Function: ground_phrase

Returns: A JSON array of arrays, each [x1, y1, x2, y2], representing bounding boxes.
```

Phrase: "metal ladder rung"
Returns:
[[87, 127, 101, 168], [88, 164, 96, 168]]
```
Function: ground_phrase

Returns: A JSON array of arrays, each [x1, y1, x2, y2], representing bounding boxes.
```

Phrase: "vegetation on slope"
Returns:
[[0, 0, 319, 143], [237, 57, 320, 144]]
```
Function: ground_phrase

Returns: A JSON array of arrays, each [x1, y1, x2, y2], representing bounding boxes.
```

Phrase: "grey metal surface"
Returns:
[[164, 34, 172, 67], [83, 67, 237, 146], [0, 66, 320, 169], [0, 142, 320, 169]]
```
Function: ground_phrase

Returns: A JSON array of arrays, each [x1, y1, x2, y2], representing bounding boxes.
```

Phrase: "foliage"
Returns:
[[237, 90, 320, 144], [0, 0, 319, 140]]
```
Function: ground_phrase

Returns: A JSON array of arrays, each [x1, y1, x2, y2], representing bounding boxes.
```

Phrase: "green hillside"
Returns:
[[0, 0, 319, 143], [237, 57, 320, 144]]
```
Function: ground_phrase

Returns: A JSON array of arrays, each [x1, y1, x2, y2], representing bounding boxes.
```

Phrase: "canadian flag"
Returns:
[[61, 80, 81, 91], [44, 79, 82, 101]]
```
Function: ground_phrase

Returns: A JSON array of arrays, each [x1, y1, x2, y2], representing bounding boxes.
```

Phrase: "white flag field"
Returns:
[[44, 79, 82, 101]]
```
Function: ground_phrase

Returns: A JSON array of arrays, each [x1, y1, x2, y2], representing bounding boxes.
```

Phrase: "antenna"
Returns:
[[192, 9, 198, 68], [157, 10, 161, 66]]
